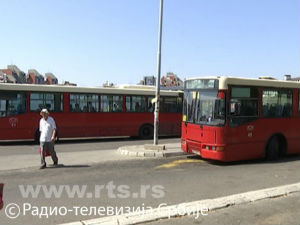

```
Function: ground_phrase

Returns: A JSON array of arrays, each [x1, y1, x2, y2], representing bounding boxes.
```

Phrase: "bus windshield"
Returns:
[[183, 90, 225, 126]]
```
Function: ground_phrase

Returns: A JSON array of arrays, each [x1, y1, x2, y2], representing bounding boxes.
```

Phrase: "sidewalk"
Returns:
[[0, 142, 184, 171], [60, 183, 300, 225], [144, 192, 300, 225]]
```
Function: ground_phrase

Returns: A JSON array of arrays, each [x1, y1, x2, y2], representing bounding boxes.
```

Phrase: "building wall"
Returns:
[[161, 73, 183, 87]]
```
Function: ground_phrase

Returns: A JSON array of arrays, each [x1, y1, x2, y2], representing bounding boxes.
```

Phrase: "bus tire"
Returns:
[[139, 125, 154, 139], [266, 136, 280, 160]]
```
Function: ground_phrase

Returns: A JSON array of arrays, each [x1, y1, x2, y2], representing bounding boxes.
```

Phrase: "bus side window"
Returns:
[[230, 102, 241, 116], [229, 87, 258, 127], [100, 95, 122, 112], [100, 95, 109, 112], [177, 97, 183, 113], [31, 92, 62, 112], [0, 92, 26, 117], [0, 99, 6, 117], [70, 94, 98, 113], [126, 96, 146, 112], [147, 97, 155, 113], [164, 97, 177, 113], [147, 96, 162, 113], [262, 89, 292, 118], [112, 96, 123, 112]]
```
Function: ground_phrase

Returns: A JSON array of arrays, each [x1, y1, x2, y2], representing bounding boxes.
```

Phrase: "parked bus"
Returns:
[[0, 83, 182, 141], [181, 76, 300, 162]]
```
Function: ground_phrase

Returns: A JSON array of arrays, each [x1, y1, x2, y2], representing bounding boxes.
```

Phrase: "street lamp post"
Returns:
[[154, 0, 163, 145]]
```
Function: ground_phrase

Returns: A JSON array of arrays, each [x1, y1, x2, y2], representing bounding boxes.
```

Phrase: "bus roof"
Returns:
[[0, 83, 182, 96], [185, 76, 300, 89]]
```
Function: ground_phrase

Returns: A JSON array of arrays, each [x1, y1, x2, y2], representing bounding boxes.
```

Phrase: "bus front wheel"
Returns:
[[139, 125, 153, 139]]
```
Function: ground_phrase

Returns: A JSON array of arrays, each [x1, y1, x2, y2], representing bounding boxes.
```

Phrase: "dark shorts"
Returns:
[[40, 142, 58, 165]]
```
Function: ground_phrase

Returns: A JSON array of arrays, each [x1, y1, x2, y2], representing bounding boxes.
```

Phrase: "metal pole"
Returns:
[[154, 0, 163, 145]]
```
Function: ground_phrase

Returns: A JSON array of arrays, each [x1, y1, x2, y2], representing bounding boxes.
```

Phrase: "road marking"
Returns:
[[155, 159, 204, 169]]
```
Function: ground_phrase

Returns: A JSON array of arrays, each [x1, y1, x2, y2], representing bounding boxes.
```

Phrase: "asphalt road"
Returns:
[[0, 138, 299, 225]]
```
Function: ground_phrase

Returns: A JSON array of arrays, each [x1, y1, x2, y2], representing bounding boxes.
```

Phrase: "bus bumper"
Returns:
[[182, 139, 227, 161]]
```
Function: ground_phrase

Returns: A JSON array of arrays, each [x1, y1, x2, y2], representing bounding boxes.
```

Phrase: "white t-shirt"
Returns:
[[39, 116, 56, 142]]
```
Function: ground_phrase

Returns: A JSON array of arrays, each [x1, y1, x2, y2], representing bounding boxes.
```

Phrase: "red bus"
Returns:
[[181, 76, 300, 162], [0, 83, 182, 141]]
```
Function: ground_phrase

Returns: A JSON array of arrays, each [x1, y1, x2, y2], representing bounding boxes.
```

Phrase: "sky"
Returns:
[[0, 0, 299, 86]]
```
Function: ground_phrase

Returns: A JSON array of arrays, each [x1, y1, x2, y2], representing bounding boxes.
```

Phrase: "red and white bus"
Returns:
[[0, 83, 182, 141], [181, 76, 300, 162]]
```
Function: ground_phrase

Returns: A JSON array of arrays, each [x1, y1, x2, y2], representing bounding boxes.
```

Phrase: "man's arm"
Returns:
[[51, 129, 56, 142], [50, 117, 57, 142], [39, 119, 42, 132]]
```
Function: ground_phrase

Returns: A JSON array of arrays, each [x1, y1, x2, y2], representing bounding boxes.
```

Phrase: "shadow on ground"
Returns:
[[187, 154, 300, 166], [45, 164, 90, 169]]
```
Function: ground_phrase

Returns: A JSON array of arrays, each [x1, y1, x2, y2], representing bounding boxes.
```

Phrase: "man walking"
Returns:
[[39, 108, 58, 169]]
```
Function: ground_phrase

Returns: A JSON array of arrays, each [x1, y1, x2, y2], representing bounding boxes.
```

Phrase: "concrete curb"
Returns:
[[59, 182, 300, 225], [118, 148, 185, 158], [117, 144, 186, 158]]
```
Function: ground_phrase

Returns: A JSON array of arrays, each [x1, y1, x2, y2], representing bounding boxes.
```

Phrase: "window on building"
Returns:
[[229, 87, 258, 127], [69, 94, 98, 112], [263, 89, 292, 118], [126, 96, 146, 112], [0, 91, 26, 117], [100, 95, 123, 112], [30, 92, 63, 112]]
